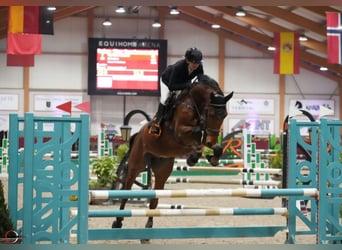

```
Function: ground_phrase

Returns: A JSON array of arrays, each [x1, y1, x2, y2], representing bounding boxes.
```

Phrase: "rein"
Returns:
[[189, 91, 224, 144], [165, 80, 226, 148]]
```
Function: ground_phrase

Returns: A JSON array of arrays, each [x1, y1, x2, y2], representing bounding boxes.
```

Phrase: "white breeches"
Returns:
[[159, 79, 170, 105]]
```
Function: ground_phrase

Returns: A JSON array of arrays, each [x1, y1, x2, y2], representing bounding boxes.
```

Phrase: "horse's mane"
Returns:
[[177, 74, 223, 102], [194, 74, 223, 95]]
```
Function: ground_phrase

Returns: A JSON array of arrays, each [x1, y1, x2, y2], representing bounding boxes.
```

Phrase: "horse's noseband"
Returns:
[[203, 102, 226, 135]]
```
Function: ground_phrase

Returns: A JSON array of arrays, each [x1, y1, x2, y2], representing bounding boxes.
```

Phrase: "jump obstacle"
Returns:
[[118, 130, 281, 193], [7, 113, 342, 244], [171, 130, 277, 189]]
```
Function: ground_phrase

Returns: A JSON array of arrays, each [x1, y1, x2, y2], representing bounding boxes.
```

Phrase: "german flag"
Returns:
[[8, 6, 54, 35], [273, 32, 300, 74]]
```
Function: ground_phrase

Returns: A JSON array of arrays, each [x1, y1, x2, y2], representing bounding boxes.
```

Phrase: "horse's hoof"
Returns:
[[141, 239, 151, 244], [186, 154, 199, 166], [112, 220, 122, 228], [212, 144, 223, 158], [207, 155, 219, 166]]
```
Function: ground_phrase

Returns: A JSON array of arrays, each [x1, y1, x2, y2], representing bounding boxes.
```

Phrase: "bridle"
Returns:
[[189, 92, 226, 144]]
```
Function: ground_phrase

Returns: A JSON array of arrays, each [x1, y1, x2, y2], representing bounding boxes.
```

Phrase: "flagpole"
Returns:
[[279, 74, 285, 134], [23, 67, 30, 112], [123, 95, 126, 124]]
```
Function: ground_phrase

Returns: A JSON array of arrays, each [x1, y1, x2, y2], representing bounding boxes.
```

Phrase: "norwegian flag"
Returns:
[[326, 12, 342, 64]]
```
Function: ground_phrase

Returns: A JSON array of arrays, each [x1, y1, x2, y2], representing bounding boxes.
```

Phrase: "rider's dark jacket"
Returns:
[[161, 59, 204, 91]]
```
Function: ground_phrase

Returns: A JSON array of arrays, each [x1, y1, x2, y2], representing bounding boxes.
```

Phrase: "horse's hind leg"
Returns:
[[145, 158, 174, 229], [112, 198, 128, 228]]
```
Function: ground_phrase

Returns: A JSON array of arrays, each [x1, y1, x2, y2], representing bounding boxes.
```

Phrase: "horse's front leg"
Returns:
[[206, 144, 223, 166], [186, 148, 202, 166]]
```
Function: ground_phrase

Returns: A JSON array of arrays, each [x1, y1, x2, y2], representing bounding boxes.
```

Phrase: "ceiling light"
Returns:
[[236, 7, 246, 17], [102, 18, 112, 26], [170, 7, 180, 15], [299, 34, 308, 41], [320, 66, 328, 71], [152, 20, 161, 28], [211, 24, 221, 29], [116, 6, 126, 13], [47, 6, 56, 11], [267, 46, 276, 51]]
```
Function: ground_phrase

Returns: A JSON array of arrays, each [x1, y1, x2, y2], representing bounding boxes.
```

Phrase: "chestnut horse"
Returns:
[[113, 74, 233, 240]]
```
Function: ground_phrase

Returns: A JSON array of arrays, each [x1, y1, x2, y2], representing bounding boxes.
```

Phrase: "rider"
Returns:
[[149, 47, 204, 136]]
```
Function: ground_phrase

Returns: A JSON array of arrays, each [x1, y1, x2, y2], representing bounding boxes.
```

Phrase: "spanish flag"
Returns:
[[273, 32, 300, 74], [8, 6, 54, 35]]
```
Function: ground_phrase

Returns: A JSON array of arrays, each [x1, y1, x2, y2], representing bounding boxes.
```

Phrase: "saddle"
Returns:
[[163, 92, 177, 122]]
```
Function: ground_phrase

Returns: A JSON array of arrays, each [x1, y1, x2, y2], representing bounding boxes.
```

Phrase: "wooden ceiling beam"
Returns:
[[54, 6, 96, 21], [174, 8, 341, 82], [179, 6, 342, 80], [178, 6, 273, 45], [303, 6, 339, 17], [253, 6, 326, 37], [210, 6, 326, 54], [170, 9, 267, 53]]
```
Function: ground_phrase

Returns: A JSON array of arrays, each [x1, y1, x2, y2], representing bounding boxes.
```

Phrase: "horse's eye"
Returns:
[[214, 107, 226, 117]]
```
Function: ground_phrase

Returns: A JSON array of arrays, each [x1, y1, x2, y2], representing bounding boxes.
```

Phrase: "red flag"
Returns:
[[7, 54, 35, 67], [326, 12, 342, 64], [274, 32, 300, 74], [56, 101, 72, 114], [75, 101, 90, 113], [7, 33, 42, 55]]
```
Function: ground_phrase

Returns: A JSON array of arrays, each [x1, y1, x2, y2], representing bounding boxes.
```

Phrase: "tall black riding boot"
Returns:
[[149, 103, 166, 136]]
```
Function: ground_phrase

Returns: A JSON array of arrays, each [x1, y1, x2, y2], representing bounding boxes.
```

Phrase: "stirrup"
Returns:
[[148, 123, 162, 136]]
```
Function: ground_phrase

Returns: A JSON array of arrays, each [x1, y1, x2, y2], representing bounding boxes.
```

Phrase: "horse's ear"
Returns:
[[210, 92, 224, 104], [224, 91, 234, 103]]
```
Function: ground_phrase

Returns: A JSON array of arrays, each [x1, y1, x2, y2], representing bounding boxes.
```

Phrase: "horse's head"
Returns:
[[202, 91, 233, 147]]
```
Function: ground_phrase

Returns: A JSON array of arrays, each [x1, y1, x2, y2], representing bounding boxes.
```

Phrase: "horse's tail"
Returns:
[[113, 132, 138, 189], [128, 132, 138, 149], [118, 132, 137, 167]]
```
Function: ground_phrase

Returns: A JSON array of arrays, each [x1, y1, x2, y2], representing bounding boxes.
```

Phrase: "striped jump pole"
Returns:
[[89, 188, 318, 200], [147, 203, 216, 209], [173, 166, 282, 174], [71, 207, 288, 217], [166, 177, 281, 186], [173, 158, 244, 166]]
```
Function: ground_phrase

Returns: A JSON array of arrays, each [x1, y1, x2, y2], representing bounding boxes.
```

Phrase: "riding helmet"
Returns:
[[185, 48, 203, 64]]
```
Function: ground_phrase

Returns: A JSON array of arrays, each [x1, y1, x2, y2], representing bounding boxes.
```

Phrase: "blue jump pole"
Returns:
[[90, 188, 318, 200]]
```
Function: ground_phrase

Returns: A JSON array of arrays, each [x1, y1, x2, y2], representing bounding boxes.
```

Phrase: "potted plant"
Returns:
[[89, 143, 129, 190], [0, 179, 14, 241], [89, 155, 118, 189]]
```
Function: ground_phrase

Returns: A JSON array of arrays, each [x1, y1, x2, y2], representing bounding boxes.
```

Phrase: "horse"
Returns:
[[112, 74, 233, 242]]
